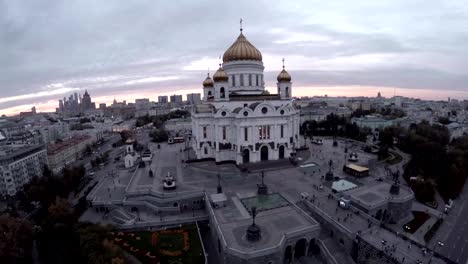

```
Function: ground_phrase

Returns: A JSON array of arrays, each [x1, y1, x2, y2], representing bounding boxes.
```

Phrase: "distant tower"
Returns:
[[125, 139, 134, 154], [277, 58, 292, 99], [377, 92, 382, 98], [59, 100, 64, 112], [81, 90, 92, 110]]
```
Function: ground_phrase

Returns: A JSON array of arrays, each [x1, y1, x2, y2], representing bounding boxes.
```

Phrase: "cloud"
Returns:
[[1, 0, 468, 115]]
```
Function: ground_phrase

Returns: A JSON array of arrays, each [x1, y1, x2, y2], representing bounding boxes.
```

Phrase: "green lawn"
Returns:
[[111, 225, 204, 264]]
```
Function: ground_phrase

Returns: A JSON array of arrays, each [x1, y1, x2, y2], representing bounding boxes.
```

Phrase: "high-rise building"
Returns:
[[135, 98, 151, 110], [187, 93, 202, 104], [59, 100, 64, 112], [81, 90, 93, 110], [58, 90, 95, 114], [0, 144, 48, 197], [170, 94, 183, 103], [158, 96, 168, 104]]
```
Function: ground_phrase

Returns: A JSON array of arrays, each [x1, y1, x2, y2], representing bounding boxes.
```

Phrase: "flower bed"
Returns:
[[110, 225, 204, 264], [403, 211, 430, 234]]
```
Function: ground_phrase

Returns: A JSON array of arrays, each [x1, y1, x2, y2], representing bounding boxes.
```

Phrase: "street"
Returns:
[[438, 181, 468, 264]]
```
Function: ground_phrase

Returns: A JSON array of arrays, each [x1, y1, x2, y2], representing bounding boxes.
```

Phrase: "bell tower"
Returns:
[[277, 58, 292, 99]]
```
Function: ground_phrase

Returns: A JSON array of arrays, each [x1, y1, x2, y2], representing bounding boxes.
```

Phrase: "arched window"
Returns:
[[208, 91, 212, 96], [285, 87, 289, 97], [220, 87, 225, 98], [240, 74, 244, 86]]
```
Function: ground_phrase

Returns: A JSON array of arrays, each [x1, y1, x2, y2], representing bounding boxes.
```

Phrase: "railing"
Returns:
[[117, 215, 208, 230], [125, 190, 204, 202], [317, 239, 339, 264], [303, 200, 353, 235], [196, 221, 209, 264]]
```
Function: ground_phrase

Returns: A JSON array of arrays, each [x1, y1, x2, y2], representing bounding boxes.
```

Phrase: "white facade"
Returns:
[[191, 29, 299, 164]]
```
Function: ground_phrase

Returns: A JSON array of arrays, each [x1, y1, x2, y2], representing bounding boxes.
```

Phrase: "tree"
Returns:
[[119, 130, 134, 143], [150, 129, 169, 143], [0, 215, 33, 264], [84, 144, 93, 155], [48, 197, 76, 224], [438, 116, 450, 125]]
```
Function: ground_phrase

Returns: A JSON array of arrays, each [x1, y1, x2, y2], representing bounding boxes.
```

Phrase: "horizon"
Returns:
[[1, 1, 467, 116], [3, 84, 468, 116]]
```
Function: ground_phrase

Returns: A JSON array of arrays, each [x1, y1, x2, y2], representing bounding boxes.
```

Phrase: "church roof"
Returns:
[[249, 102, 261, 110], [202, 74, 214, 87], [213, 66, 229, 82], [277, 68, 291, 82], [232, 107, 243, 113], [223, 32, 262, 63]]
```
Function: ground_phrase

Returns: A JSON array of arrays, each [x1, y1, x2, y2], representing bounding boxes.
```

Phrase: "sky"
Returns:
[[1, 0, 468, 116]]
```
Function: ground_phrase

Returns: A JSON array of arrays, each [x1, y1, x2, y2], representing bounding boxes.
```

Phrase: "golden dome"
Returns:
[[203, 74, 214, 87], [223, 32, 262, 63], [277, 68, 291, 82], [213, 65, 229, 82]]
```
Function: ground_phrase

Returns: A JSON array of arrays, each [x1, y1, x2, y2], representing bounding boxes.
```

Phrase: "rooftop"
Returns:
[[345, 181, 414, 210], [211, 191, 319, 256], [47, 134, 92, 155], [0, 144, 46, 163], [345, 163, 369, 172]]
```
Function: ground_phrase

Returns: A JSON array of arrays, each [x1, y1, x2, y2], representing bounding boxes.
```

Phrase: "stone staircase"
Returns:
[[109, 208, 137, 225]]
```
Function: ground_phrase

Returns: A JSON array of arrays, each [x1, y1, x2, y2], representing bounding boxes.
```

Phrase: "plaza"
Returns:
[[84, 133, 451, 263]]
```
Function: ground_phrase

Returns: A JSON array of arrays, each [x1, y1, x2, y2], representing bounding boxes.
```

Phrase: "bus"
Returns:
[[168, 137, 185, 144]]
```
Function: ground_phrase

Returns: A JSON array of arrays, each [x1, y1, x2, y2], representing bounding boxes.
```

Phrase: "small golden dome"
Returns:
[[213, 65, 229, 82], [277, 69, 291, 82], [223, 32, 262, 63], [203, 74, 214, 87]]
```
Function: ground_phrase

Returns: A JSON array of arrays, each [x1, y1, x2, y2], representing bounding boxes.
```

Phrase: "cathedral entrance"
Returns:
[[243, 149, 250, 163], [260, 146, 269, 161], [279, 145, 285, 159]]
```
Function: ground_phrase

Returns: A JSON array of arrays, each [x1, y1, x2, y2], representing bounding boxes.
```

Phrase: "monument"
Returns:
[[217, 173, 223, 194], [389, 170, 400, 195], [257, 171, 268, 195], [325, 159, 334, 181], [246, 206, 261, 242]]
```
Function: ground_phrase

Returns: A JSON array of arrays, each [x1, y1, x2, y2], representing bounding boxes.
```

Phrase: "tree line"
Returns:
[[1, 165, 126, 264], [300, 113, 370, 142], [379, 121, 468, 203], [136, 109, 190, 128]]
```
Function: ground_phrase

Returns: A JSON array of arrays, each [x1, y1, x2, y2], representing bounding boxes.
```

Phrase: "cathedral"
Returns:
[[191, 25, 300, 164]]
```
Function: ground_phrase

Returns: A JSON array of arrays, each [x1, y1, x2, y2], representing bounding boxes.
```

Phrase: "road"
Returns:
[[72, 133, 122, 202], [438, 181, 468, 264]]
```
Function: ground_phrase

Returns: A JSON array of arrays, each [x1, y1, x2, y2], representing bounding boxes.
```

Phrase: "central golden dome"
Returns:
[[223, 32, 262, 63]]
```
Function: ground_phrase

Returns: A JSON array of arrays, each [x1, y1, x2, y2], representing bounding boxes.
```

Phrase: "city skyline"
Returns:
[[1, 0, 468, 116]]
